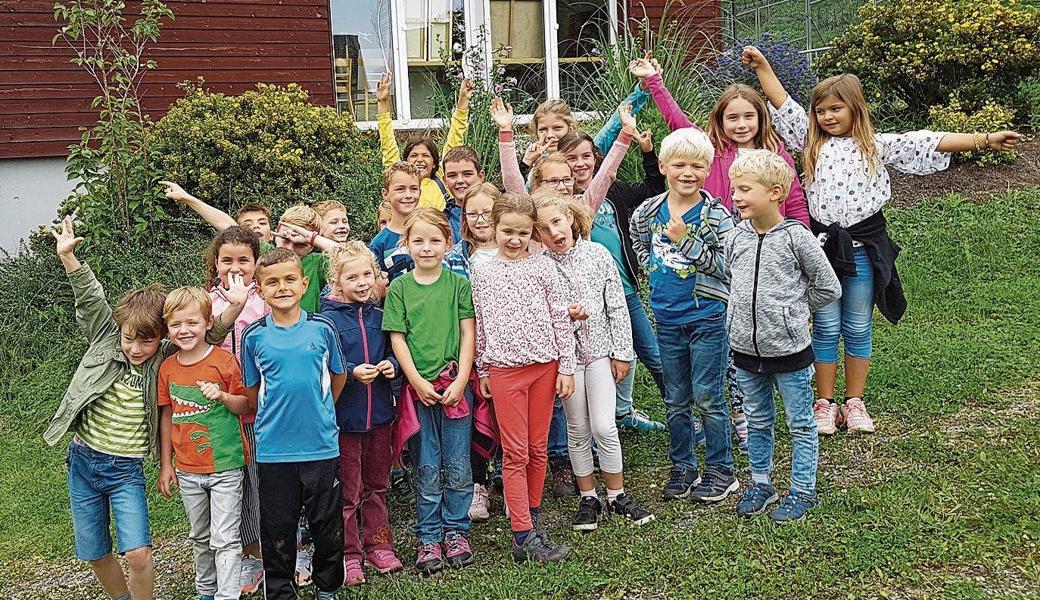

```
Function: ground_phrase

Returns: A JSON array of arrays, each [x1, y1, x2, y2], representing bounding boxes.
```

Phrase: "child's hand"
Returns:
[[375, 360, 396, 379], [568, 303, 589, 321], [635, 129, 654, 153], [649, 57, 663, 75], [158, 180, 193, 204], [619, 103, 637, 135], [610, 359, 631, 384], [665, 216, 689, 243], [490, 96, 514, 131], [987, 131, 1021, 151], [440, 379, 467, 407], [277, 223, 317, 246], [628, 57, 657, 79], [412, 378, 442, 406], [51, 215, 83, 257], [741, 46, 768, 70], [158, 464, 178, 498], [376, 72, 392, 104], [556, 373, 575, 401], [196, 381, 225, 404], [352, 364, 380, 385], [523, 134, 550, 166], [215, 272, 252, 308], [479, 376, 493, 399], [459, 78, 476, 103]]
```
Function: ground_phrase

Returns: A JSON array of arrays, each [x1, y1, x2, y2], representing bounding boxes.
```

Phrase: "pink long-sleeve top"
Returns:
[[471, 253, 577, 378], [645, 73, 810, 226]]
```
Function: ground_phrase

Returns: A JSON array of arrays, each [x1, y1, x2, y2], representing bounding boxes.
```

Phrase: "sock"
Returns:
[[819, 397, 834, 404], [580, 488, 598, 499], [513, 528, 532, 546], [606, 487, 624, 503], [529, 506, 540, 521], [752, 473, 770, 486]]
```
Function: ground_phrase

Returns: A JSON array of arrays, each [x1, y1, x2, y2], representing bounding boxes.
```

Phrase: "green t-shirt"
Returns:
[[260, 241, 274, 254], [300, 251, 328, 313], [382, 270, 475, 381], [75, 364, 149, 458]]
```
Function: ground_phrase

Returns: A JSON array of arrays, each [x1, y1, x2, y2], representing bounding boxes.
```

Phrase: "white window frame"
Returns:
[[346, 0, 618, 130]]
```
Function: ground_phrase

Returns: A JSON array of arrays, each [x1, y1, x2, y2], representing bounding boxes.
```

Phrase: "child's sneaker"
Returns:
[[315, 591, 338, 600], [768, 490, 819, 523], [607, 493, 655, 526], [364, 549, 403, 574], [511, 530, 571, 564], [616, 409, 665, 432], [415, 542, 444, 575], [549, 457, 578, 498], [443, 533, 474, 568], [571, 495, 602, 531], [813, 399, 839, 435], [661, 466, 701, 500], [841, 398, 876, 433], [344, 558, 366, 586], [294, 545, 313, 587], [199, 596, 215, 600], [469, 483, 491, 521], [735, 483, 779, 518], [690, 466, 739, 503], [733, 418, 749, 454], [239, 554, 264, 594], [693, 420, 706, 448]]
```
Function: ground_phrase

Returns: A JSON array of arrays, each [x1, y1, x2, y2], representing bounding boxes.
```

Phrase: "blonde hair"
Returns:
[[278, 204, 321, 232], [708, 84, 781, 153], [162, 286, 212, 321], [659, 128, 715, 165], [383, 161, 422, 190], [728, 149, 794, 198], [312, 200, 346, 218], [376, 199, 392, 229], [400, 207, 452, 245], [326, 241, 379, 294], [114, 284, 167, 339], [490, 193, 537, 229], [532, 189, 592, 241], [529, 99, 578, 138], [804, 74, 877, 185], [460, 183, 502, 244], [530, 153, 571, 190]]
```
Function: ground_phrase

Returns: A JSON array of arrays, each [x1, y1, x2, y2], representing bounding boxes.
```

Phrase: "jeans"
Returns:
[[178, 469, 244, 600], [616, 292, 667, 416], [408, 390, 473, 544], [338, 424, 394, 562], [813, 248, 874, 362], [66, 440, 151, 561], [656, 315, 733, 472], [735, 365, 819, 494], [548, 397, 568, 460]]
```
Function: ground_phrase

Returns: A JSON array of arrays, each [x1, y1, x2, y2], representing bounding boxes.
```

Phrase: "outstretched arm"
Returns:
[[935, 131, 1021, 153], [743, 46, 787, 109], [437, 79, 474, 179], [160, 181, 236, 232], [631, 57, 696, 132], [582, 102, 635, 214], [376, 72, 401, 167], [491, 97, 526, 194], [593, 78, 651, 153]]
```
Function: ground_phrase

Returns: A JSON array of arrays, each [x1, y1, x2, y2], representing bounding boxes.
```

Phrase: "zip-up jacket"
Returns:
[[724, 219, 841, 372], [320, 296, 400, 433]]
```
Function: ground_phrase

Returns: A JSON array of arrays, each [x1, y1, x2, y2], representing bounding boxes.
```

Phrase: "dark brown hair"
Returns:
[[234, 203, 271, 220], [256, 247, 302, 279], [403, 139, 440, 174], [205, 226, 260, 289], [442, 146, 483, 173]]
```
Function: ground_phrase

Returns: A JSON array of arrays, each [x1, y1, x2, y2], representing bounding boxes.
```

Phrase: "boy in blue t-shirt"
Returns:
[[629, 128, 738, 504], [370, 162, 423, 283], [241, 248, 347, 600]]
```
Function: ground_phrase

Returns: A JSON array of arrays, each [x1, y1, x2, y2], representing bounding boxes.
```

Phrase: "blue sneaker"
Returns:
[[616, 409, 665, 433], [735, 483, 779, 517], [693, 420, 706, 448], [769, 490, 819, 523], [690, 465, 739, 503], [198, 596, 215, 600]]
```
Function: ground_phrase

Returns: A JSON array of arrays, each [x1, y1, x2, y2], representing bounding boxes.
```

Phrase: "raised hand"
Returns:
[[619, 102, 637, 134], [987, 131, 1021, 151], [628, 57, 657, 79], [158, 180, 193, 204], [523, 133, 549, 166], [459, 78, 476, 103], [376, 72, 392, 103], [490, 96, 514, 131], [215, 272, 252, 307], [51, 215, 83, 257], [741, 46, 768, 70], [635, 128, 654, 153]]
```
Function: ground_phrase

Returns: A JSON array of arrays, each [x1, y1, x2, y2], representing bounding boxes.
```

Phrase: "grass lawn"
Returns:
[[3, 190, 1040, 599]]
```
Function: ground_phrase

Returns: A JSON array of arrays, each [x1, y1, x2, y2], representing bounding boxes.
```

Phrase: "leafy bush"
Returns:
[[1018, 72, 1040, 130], [151, 82, 385, 241], [710, 33, 817, 105], [816, 0, 1040, 126], [928, 96, 1017, 166]]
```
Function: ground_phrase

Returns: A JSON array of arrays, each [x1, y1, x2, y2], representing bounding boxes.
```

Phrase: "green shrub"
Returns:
[[151, 82, 385, 241], [1018, 72, 1040, 130], [928, 96, 1018, 166], [816, 0, 1040, 126]]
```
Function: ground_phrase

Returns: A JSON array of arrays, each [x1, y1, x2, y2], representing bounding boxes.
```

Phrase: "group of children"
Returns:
[[46, 47, 1020, 599]]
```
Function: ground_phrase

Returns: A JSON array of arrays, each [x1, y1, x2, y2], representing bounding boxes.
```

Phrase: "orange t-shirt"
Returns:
[[158, 346, 249, 474]]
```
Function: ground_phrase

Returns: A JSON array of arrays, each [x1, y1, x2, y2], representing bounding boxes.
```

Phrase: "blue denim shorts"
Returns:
[[67, 440, 151, 561]]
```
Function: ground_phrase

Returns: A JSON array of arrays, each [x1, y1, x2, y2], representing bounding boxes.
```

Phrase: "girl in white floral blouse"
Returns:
[[744, 45, 1020, 436]]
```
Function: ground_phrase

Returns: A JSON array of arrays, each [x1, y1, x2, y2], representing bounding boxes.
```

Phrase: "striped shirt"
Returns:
[[75, 365, 149, 458]]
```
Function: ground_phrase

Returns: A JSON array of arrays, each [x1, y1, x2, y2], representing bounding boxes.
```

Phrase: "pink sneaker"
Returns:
[[842, 398, 876, 433], [364, 549, 403, 574], [415, 542, 443, 575], [344, 558, 365, 586], [813, 399, 839, 435], [443, 534, 474, 568]]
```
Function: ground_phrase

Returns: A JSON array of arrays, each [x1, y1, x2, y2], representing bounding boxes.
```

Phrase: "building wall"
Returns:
[[0, 157, 74, 251]]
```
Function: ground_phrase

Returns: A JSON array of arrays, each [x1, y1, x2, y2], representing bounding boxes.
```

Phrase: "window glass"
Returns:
[[404, 0, 465, 118], [557, 0, 611, 111], [489, 0, 547, 115], [331, 0, 394, 121]]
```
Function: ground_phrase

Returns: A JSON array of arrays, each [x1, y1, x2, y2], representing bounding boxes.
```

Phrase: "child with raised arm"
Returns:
[[744, 45, 1020, 435], [724, 151, 841, 522], [240, 248, 348, 600], [376, 72, 473, 211], [157, 287, 252, 600], [160, 181, 275, 245]]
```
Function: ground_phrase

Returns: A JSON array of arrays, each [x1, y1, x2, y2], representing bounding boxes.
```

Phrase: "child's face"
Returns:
[[167, 306, 212, 354], [722, 97, 759, 148], [814, 95, 853, 137], [216, 242, 256, 287], [536, 205, 575, 253], [443, 159, 485, 202], [563, 140, 597, 187], [320, 209, 351, 243], [256, 261, 309, 313], [536, 115, 571, 152], [731, 173, 783, 223], [274, 225, 313, 258], [405, 144, 436, 179], [535, 162, 574, 196], [405, 221, 450, 271], [377, 205, 391, 231], [660, 157, 710, 199], [495, 212, 534, 260], [463, 193, 495, 244], [336, 257, 376, 304], [237, 210, 272, 243], [381, 172, 421, 222], [119, 327, 162, 365]]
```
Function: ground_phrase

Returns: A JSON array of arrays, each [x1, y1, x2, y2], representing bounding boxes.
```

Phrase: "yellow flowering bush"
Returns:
[[928, 96, 1017, 166]]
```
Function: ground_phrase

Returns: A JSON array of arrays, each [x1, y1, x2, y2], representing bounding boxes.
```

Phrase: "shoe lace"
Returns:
[[667, 468, 687, 487], [447, 536, 469, 553], [418, 543, 439, 560], [845, 400, 868, 420]]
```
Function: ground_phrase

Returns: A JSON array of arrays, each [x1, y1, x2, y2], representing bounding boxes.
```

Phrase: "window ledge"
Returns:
[[354, 111, 604, 131]]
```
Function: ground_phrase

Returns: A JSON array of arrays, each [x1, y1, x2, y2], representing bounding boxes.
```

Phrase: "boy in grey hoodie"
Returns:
[[723, 151, 841, 523]]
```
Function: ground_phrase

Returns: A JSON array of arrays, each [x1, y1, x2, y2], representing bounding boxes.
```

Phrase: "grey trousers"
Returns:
[[179, 468, 244, 600]]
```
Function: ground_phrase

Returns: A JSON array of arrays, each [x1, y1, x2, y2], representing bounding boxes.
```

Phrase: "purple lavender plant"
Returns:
[[710, 34, 816, 105]]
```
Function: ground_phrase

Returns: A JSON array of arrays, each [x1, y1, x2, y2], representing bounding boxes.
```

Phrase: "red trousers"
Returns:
[[338, 423, 394, 561]]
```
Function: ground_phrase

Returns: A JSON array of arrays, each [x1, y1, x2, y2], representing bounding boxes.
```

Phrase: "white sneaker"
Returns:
[[295, 545, 313, 587], [813, 399, 839, 435], [239, 554, 264, 594], [469, 483, 491, 521], [842, 398, 876, 433]]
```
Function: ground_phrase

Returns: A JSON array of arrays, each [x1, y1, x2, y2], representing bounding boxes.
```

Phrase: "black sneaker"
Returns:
[[607, 493, 655, 526], [690, 465, 739, 503], [549, 457, 578, 498], [571, 496, 602, 531], [511, 530, 571, 564], [661, 467, 701, 500]]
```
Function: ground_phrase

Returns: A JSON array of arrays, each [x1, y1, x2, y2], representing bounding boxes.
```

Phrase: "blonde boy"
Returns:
[[274, 204, 329, 312]]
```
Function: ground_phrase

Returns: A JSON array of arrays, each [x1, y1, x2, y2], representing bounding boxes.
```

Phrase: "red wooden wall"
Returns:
[[629, 0, 723, 52], [0, 0, 335, 159]]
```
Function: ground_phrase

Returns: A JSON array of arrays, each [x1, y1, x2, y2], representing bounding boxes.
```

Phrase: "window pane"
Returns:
[[490, 0, 546, 115], [557, 0, 611, 111], [404, 0, 464, 119], [331, 0, 394, 122]]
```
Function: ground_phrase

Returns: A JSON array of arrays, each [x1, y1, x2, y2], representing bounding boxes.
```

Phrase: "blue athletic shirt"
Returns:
[[648, 201, 725, 326], [241, 311, 345, 463], [369, 226, 414, 283]]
